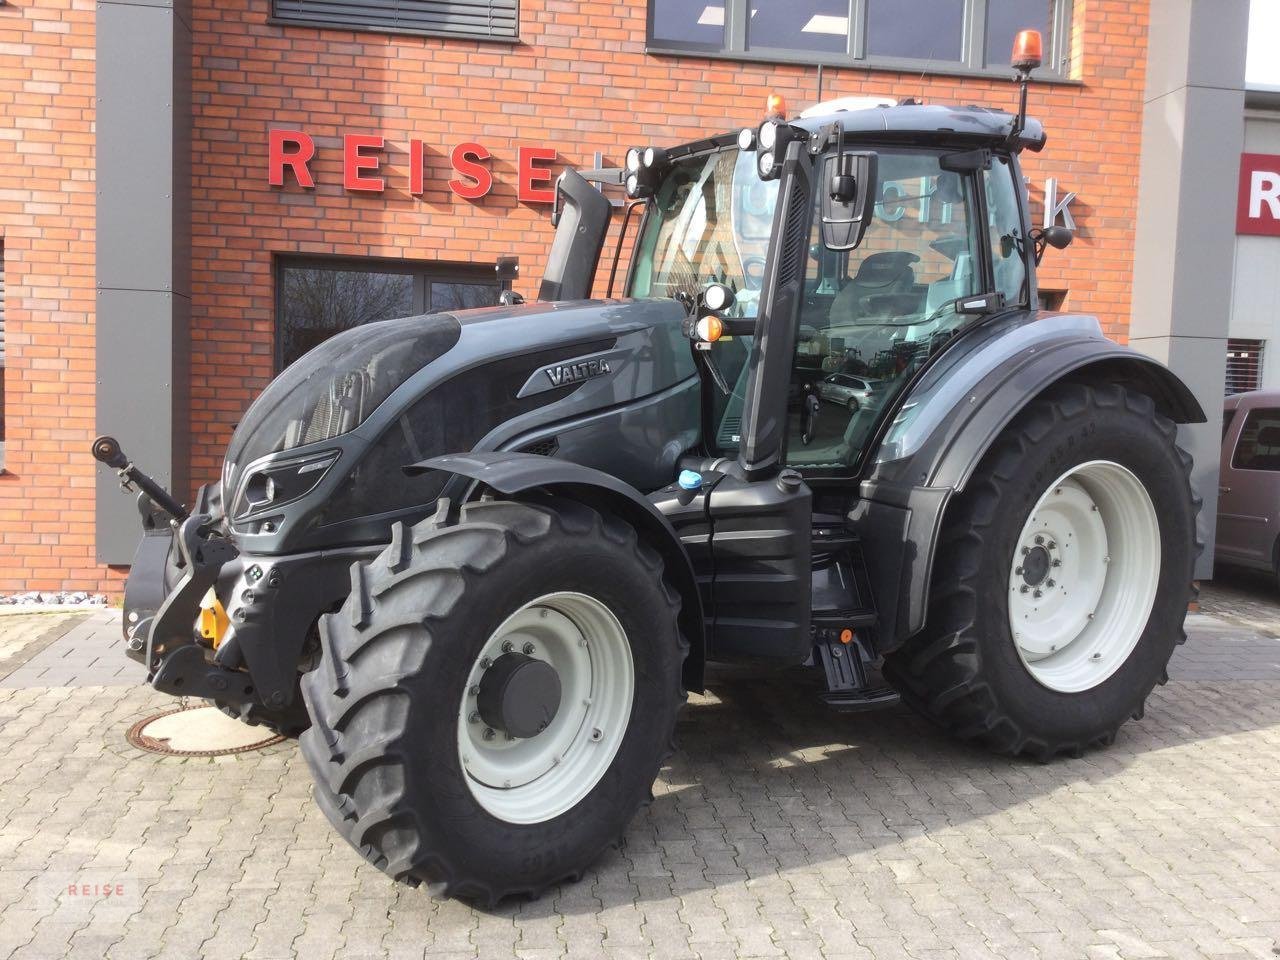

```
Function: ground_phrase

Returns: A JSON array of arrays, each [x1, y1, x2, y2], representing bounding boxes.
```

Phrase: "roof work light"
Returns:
[[1011, 29, 1043, 71]]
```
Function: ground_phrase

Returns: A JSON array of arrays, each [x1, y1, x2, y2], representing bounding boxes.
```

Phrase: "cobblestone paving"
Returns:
[[0, 583, 1278, 959]]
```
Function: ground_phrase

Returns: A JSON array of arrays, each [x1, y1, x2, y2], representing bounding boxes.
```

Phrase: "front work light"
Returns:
[[625, 144, 669, 199], [755, 119, 804, 181], [737, 127, 756, 151]]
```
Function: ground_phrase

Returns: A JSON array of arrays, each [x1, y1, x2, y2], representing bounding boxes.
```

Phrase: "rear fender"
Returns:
[[407, 452, 706, 692], [852, 312, 1205, 651]]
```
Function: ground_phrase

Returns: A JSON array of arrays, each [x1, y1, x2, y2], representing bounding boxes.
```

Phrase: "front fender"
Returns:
[[852, 312, 1205, 650], [407, 452, 706, 691]]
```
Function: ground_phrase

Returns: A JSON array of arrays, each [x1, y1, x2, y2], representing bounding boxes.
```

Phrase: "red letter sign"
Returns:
[[409, 139, 425, 196], [343, 134, 385, 192], [518, 146, 557, 204], [268, 130, 315, 188], [450, 142, 493, 200], [1238, 153, 1280, 236]]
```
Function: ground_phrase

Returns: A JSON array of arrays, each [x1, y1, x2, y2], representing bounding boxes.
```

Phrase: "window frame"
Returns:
[[1230, 407, 1280, 472], [646, 0, 1075, 82], [274, 255, 501, 372], [269, 0, 520, 44]]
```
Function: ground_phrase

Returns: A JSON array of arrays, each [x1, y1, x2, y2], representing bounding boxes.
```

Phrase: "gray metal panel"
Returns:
[[1130, 0, 1248, 580], [95, 290, 183, 563], [96, 3, 177, 293], [95, 0, 192, 563]]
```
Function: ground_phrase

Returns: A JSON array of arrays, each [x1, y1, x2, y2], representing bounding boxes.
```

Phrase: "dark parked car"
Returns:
[[1217, 389, 1280, 583]]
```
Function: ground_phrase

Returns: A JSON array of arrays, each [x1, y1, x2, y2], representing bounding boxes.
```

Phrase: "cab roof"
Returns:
[[792, 101, 1047, 152]]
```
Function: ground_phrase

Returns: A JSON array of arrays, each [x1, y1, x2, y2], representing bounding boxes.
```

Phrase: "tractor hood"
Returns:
[[221, 296, 695, 548]]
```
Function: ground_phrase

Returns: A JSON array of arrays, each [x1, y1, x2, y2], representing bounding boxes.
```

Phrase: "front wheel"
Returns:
[[299, 496, 687, 903], [884, 382, 1197, 759]]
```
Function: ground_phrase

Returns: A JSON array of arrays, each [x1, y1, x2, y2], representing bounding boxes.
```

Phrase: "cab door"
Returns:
[[704, 137, 817, 663]]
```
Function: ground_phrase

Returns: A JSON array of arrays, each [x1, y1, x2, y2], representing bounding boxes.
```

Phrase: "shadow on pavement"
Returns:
[[484, 661, 1279, 917]]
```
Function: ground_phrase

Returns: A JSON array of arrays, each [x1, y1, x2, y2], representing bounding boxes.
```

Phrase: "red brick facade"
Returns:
[[0, 0, 1149, 592]]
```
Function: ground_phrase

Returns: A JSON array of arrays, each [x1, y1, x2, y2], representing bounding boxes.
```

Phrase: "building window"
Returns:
[[648, 0, 1072, 77], [271, 0, 518, 42], [1225, 338, 1265, 396], [276, 257, 502, 371]]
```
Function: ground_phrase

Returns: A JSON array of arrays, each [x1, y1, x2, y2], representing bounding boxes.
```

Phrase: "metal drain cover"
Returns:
[[127, 705, 284, 757]]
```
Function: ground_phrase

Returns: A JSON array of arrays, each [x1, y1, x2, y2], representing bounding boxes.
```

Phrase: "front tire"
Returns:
[[883, 382, 1197, 759], [300, 496, 687, 903]]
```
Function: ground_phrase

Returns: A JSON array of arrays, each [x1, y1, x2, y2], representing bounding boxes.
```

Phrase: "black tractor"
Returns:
[[95, 34, 1203, 904]]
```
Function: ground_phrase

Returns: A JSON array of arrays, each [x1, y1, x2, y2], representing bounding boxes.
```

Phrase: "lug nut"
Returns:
[[1033, 589, 1042, 599], [1015, 566, 1023, 575], [1035, 535, 1044, 545], [468, 685, 479, 696], [1046, 579, 1056, 588], [1021, 547, 1030, 556], [522, 642, 535, 655], [1052, 559, 1061, 567], [482, 728, 496, 741], [1020, 585, 1030, 594], [468, 712, 480, 725], [501, 640, 513, 653], [480, 657, 492, 669], [1047, 541, 1056, 550]]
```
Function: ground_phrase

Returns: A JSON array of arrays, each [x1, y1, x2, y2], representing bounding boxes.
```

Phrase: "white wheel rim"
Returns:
[[1007, 460, 1161, 693], [456, 591, 634, 824]]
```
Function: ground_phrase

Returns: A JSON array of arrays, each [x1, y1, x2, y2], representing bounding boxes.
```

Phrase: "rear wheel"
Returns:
[[300, 496, 687, 903], [883, 382, 1198, 759]]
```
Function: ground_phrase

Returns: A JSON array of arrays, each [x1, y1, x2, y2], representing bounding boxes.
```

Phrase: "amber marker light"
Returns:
[[765, 93, 787, 119], [695, 315, 725, 342], [839, 629, 854, 645], [1011, 29, 1043, 71]]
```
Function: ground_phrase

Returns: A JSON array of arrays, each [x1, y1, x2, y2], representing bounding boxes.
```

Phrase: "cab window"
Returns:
[[785, 149, 980, 470], [985, 156, 1028, 306]]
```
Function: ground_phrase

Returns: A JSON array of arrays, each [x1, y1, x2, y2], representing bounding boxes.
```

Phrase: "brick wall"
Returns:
[[0, 0, 106, 592], [0, 0, 1149, 591]]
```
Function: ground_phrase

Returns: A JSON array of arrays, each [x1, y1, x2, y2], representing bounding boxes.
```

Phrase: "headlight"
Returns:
[[235, 450, 339, 519], [625, 147, 642, 173]]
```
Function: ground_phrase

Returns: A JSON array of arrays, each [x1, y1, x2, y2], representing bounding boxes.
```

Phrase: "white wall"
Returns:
[[1231, 110, 1280, 389]]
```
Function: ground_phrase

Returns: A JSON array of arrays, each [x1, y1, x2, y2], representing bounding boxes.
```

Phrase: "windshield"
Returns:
[[628, 150, 778, 313], [628, 149, 775, 449]]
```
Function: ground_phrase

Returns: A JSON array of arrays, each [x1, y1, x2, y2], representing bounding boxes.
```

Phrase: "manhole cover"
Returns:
[[126, 705, 285, 757]]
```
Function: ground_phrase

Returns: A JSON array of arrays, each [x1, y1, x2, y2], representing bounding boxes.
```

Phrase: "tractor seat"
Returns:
[[830, 252, 920, 325]]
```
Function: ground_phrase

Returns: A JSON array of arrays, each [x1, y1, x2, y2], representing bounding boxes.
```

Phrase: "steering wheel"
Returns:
[[742, 256, 767, 289]]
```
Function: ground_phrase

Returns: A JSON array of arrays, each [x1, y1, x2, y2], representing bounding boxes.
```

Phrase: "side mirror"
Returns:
[[821, 151, 878, 251], [1031, 224, 1072, 264], [1042, 224, 1073, 250]]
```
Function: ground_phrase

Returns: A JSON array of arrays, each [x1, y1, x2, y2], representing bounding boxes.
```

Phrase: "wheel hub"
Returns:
[[476, 653, 561, 739], [1020, 544, 1052, 586], [456, 592, 635, 824]]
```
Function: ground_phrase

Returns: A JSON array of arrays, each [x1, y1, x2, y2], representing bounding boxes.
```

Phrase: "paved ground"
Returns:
[[0, 577, 1278, 960]]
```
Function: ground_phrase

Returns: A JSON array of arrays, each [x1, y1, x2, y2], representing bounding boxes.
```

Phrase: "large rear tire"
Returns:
[[883, 382, 1198, 759], [299, 496, 687, 903]]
